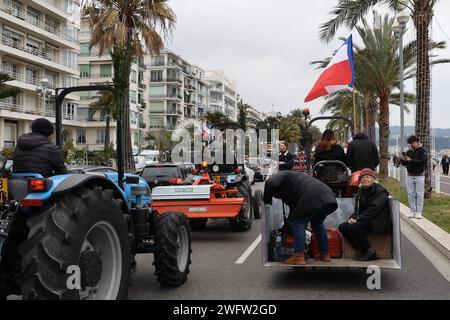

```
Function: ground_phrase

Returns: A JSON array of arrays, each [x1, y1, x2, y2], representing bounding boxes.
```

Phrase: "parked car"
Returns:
[[140, 150, 160, 166], [248, 157, 273, 181], [141, 163, 187, 189], [244, 161, 255, 184], [134, 155, 146, 174]]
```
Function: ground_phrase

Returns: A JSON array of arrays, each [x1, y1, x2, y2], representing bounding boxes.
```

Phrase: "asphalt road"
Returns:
[[431, 174, 450, 195], [128, 182, 450, 300]]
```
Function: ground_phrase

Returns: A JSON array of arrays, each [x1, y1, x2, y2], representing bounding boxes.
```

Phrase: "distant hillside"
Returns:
[[389, 126, 450, 137]]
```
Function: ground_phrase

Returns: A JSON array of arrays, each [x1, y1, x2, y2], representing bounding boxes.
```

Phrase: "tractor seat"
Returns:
[[313, 160, 349, 187]]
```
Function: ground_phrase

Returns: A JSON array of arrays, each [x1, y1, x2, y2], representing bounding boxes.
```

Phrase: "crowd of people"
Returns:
[[268, 129, 427, 265]]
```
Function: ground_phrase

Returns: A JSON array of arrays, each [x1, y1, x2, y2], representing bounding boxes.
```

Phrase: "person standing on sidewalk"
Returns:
[[401, 135, 428, 219], [278, 142, 294, 171], [441, 154, 449, 176]]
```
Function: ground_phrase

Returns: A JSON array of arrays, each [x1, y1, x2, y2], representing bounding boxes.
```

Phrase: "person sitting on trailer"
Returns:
[[339, 168, 391, 261], [263, 171, 338, 265], [346, 133, 379, 173], [13, 118, 68, 177], [314, 129, 346, 165]]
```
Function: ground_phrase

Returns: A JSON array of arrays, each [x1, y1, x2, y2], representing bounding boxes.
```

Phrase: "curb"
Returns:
[[399, 202, 450, 260]]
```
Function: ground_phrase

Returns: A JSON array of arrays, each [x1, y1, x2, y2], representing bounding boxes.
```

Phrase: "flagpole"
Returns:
[[352, 87, 357, 133]]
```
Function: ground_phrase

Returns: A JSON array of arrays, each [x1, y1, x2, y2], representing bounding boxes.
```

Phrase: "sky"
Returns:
[[165, 0, 450, 130]]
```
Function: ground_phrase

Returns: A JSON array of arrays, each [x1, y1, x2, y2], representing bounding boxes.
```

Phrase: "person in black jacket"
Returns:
[[339, 168, 391, 261], [264, 171, 338, 265], [13, 118, 68, 177], [314, 129, 346, 164], [346, 133, 379, 172], [278, 142, 294, 171], [401, 135, 428, 219]]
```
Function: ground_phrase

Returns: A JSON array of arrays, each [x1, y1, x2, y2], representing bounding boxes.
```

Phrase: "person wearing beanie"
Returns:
[[346, 132, 379, 172], [338, 168, 391, 261], [13, 118, 68, 177]]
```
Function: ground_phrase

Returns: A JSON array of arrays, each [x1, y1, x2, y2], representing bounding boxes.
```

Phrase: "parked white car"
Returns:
[[140, 150, 160, 166], [134, 155, 146, 174], [244, 161, 255, 184]]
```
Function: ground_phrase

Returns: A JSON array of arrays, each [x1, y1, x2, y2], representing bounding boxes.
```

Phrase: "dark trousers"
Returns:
[[443, 165, 449, 176], [339, 222, 372, 255]]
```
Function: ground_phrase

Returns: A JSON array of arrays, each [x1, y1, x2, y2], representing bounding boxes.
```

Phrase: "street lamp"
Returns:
[[393, 9, 410, 187], [35, 78, 52, 118]]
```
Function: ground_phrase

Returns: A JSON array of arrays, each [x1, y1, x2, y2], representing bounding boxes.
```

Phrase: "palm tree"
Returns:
[[84, 0, 176, 172], [145, 129, 172, 153], [319, 0, 442, 194], [89, 90, 113, 153], [0, 73, 20, 99], [278, 119, 300, 143], [201, 111, 231, 125], [237, 100, 248, 130]]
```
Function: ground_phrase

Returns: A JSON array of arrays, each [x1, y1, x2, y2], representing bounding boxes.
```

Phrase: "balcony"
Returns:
[[138, 62, 146, 69], [139, 122, 147, 129], [82, 73, 112, 79], [166, 78, 182, 84], [138, 82, 146, 90], [0, 3, 78, 43], [1, 36, 59, 63]]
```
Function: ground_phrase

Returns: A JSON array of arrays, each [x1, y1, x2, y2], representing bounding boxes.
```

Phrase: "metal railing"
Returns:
[[1, 36, 59, 63], [0, 3, 78, 43], [138, 83, 146, 90]]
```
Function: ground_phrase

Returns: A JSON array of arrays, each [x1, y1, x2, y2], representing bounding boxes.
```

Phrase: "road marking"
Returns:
[[235, 234, 262, 264]]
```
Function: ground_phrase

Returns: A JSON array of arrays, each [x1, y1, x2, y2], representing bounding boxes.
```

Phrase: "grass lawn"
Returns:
[[379, 178, 450, 233]]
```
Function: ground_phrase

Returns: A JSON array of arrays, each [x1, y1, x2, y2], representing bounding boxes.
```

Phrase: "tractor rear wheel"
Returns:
[[229, 183, 253, 231], [189, 218, 208, 231], [253, 189, 263, 219], [153, 212, 191, 287], [16, 185, 130, 300]]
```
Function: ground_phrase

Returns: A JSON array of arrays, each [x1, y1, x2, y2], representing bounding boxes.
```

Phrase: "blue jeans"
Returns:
[[290, 211, 329, 254]]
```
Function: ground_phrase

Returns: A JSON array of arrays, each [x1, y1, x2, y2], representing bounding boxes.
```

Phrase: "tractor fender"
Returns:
[[51, 174, 129, 214]]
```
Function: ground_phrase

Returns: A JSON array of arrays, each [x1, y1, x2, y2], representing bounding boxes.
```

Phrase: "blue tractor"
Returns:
[[0, 86, 192, 300]]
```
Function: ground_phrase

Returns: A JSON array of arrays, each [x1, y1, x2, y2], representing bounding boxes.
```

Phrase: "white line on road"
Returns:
[[235, 234, 262, 264]]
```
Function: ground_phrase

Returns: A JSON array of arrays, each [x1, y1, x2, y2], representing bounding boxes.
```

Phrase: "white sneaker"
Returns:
[[415, 214, 423, 219], [408, 212, 416, 218]]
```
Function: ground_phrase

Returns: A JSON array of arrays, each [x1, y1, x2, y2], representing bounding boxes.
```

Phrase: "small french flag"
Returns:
[[305, 35, 355, 102]]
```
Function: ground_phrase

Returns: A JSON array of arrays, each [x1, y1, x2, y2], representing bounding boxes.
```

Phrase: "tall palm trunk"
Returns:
[[378, 93, 390, 178], [414, 10, 432, 198], [367, 100, 377, 143], [362, 99, 369, 136], [112, 46, 135, 173], [104, 114, 110, 152]]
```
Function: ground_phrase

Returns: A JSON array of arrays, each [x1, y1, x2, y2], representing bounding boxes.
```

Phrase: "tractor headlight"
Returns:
[[212, 165, 219, 172], [0, 155, 6, 170]]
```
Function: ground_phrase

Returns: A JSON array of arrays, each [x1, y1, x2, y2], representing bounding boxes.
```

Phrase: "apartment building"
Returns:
[[0, 0, 81, 149], [246, 105, 266, 129], [205, 70, 238, 121], [76, 17, 150, 152], [147, 51, 210, 131]]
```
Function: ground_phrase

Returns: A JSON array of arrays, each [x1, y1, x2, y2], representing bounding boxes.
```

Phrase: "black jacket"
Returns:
[[314, 144, 346, 165], [263, 171, 338, 222], [13, 132, 68, 177], [346, 133, 379, 172], [401, 146, 427, 175], [352, 183, 391, 234], [278, 151, 294, 170]]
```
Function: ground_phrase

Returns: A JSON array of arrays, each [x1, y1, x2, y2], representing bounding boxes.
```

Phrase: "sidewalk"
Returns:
[[399, 202, 450, 260]]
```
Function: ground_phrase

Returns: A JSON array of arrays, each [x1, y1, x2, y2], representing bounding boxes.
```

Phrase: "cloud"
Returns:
[[166, 0, 450, 128]]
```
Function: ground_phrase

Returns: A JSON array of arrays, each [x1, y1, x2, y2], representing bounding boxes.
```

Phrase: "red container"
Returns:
[[349, 170, 362, 188], [310, 228, 342, 258]]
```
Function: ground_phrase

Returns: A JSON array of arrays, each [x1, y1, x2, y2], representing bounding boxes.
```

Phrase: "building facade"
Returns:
[[77, 17, 149, 153], [205, 70, 237, 121], [0, 0, 81, 149]]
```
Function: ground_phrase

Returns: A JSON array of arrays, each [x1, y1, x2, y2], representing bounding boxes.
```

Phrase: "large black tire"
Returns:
[[253, 189, 263, 219], [229, 183, 253, 231], [153, 212, 191, 287], [189, 218, 208, 231], [16, 185, 131, 300]]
